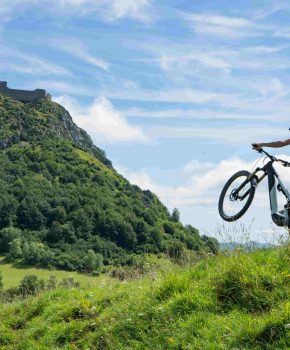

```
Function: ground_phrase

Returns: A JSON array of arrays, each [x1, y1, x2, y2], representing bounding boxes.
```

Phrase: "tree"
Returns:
[[0, 227, 22, 253], [171, 208, 180, 222], [83, 250, 97, 271], [8, 238, 23, 259], [22, 242, 46, 264], [83, 250, 104, 272], [17, 198, 46, 230], [0, 195, 17, 229]]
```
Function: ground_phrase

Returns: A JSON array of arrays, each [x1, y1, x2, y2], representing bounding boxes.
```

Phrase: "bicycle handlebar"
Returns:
[[253, 147, 290, 167]]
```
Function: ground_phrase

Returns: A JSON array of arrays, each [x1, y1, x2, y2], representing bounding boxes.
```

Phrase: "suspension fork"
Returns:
[[232, 167, 267, 200]]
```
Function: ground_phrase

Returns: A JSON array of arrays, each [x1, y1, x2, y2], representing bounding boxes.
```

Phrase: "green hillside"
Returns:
[[0, 245, 289, 349], [0, 95, 217, 271]]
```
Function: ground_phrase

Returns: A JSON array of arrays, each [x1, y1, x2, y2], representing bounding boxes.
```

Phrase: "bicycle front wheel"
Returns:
[[218, 170, 255, 222]]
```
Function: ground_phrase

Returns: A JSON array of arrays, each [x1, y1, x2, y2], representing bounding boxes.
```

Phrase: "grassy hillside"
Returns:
[[0, 95, 217, 271], [0, 245, 289, 350]]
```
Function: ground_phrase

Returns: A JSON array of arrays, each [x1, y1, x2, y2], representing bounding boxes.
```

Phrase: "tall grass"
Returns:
[[0, 245, 289, 349]]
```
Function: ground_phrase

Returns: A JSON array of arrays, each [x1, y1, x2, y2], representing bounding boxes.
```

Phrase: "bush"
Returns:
[[110, 268, 127, 281], [59, 277, 80, 289], [19, 275, 45, 296]]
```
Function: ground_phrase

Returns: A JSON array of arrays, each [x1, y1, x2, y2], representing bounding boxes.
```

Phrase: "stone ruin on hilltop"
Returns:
[[0, 81, 51, 103]]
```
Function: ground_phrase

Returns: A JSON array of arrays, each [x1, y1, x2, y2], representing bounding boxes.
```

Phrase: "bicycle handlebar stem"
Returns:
[[255, 148, 290, 167]]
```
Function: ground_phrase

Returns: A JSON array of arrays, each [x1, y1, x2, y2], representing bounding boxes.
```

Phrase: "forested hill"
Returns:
[[0, 95, 217, 271]]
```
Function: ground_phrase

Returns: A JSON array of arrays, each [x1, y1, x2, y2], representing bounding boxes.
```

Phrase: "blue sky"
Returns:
[[1, 0, 290, 243]]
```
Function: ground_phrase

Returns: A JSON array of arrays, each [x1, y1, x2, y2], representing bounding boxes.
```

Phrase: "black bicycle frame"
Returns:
[[234, 160, 290, 227]]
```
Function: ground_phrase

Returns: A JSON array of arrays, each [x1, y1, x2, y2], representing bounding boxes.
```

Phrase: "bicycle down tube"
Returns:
[[247, 160, 290, 227]]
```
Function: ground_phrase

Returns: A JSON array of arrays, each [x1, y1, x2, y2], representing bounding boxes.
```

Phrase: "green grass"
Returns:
[[0, 257, 104, 288], [0, 246, 289, 350]]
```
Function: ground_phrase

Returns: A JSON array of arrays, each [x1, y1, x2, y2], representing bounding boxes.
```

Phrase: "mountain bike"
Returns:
[[218, 148, 290, 227]]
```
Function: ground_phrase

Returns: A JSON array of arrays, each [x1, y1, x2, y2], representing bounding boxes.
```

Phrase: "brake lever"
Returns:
[[281, 161, 290, 167]]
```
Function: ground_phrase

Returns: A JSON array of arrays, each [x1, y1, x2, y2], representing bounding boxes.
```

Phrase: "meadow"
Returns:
[[0, 257, 102, 288], [0, 245, 289, 349]]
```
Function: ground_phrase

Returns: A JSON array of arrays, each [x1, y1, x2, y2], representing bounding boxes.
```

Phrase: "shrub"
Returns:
[[46, 275, 57, 290], [19, 275, 45, 296], [59, 277, 80, 289]]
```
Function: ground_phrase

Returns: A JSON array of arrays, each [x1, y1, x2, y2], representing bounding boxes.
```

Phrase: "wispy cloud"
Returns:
[[106, 88, 230, 104], [0, 46, 71, 76], [50, 39, 109, 71], [182, 13, 259, 38], [0, 0, 154, 23], [123, 107, 286, 121], [148, 125, 288, 145]]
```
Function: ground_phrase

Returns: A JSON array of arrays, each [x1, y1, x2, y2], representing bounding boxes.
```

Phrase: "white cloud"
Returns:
[[123, 107, 284, 121], [183, 13, 250, 37], [116, 157, 256, 208], [183, 160, 214, 173], [187, 14, 251, 28], [107, 88, 230, 104], [182, 12, 266, 38], [101, 0, 153, 23], [53, 95, 147, 143], [0, 0, 153, 23], [157, 52, 232, 73], [0, 46, 71, 76], [50, 39, 109, 70], [117, 154, 290, 210], [31, 81, 92, 95], [148, 125, 288, 145]]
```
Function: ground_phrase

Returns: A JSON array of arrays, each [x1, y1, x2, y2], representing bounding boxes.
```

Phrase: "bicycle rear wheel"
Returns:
[[218, 170, 255, 222]]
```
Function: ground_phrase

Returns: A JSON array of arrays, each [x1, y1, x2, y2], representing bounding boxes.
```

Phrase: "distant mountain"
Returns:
[[0, 95, 217, 271], [220, 241, 275, 252]]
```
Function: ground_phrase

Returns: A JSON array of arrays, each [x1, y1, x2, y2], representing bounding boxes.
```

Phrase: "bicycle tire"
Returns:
[[218, 170, 255, 222]]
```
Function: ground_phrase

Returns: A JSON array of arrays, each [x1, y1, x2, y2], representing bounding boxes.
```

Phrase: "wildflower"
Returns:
[[168, 337, 174, 343], [285, 324, 290, 329]]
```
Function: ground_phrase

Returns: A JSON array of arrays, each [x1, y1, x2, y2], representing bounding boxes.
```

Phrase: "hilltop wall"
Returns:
[[0, 81, 50, 102]]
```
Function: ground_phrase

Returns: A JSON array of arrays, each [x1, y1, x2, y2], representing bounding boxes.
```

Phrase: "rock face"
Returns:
[[0, 95, 111, 167], [0, 81, 50, 103]]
